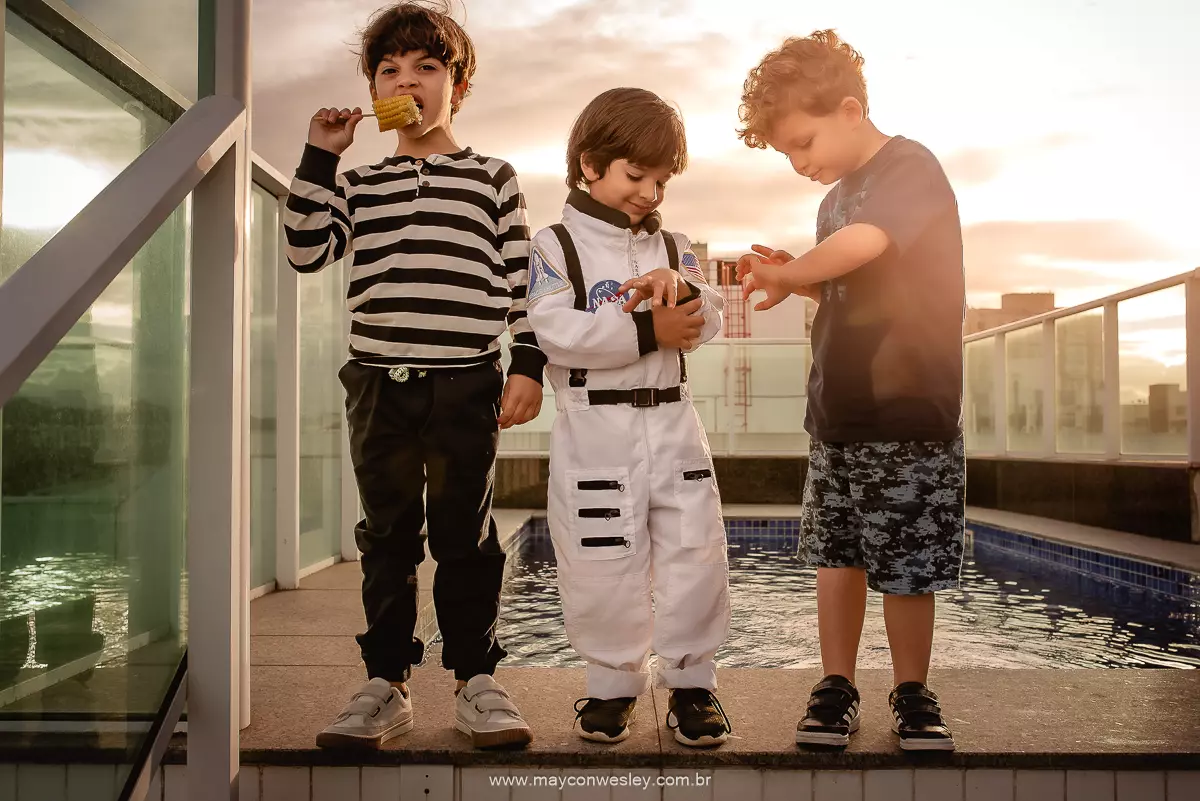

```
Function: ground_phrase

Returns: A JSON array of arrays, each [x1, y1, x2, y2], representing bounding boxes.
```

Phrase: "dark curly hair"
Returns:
[[357, 2, 476, 114]]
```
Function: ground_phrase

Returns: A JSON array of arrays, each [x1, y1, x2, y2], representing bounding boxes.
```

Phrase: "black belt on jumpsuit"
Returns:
[[586, 386, 682, 408]]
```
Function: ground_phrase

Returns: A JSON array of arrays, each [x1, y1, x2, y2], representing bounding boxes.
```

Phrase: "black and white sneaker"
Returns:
[[889, 682, 955, 751], [795, 675, 861, 747], [666, 688, 731, 747], [573, 697, 637, 743]]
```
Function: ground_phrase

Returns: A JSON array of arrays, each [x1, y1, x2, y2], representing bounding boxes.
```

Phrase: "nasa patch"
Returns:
[[526, 247, 570, 305], [586, 279, 630, 313], [681, 250, 707, 282]]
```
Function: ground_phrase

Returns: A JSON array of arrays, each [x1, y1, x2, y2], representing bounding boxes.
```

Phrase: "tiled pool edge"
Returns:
[[516, 512, 1200, 605], [968, 522, 1200, 604]]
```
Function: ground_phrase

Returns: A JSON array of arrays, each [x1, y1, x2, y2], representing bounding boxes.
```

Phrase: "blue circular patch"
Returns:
[[586, 279, 630, 313]]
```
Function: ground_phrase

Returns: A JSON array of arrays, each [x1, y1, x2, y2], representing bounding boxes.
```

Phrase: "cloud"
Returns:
[[967, 220, 1178, 265], [941, 148, 1005, 186], [963, 219, 1181, 297], [250, 0, 743, 175], [942, 134, 1082, 188]]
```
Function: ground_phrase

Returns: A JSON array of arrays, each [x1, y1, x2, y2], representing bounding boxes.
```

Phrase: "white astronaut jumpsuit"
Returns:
[[526, 189, 730, 700]]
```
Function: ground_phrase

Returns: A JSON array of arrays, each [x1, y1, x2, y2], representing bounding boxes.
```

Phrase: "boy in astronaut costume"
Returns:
[[526, 87, 732, 748]]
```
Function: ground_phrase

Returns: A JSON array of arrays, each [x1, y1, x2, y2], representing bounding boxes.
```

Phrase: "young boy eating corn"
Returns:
[[285, 0, 546, 751]]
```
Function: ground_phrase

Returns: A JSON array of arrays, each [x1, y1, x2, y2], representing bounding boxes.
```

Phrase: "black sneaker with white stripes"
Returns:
[[889, 682, 955, 751], [795, 675, 861, 747]]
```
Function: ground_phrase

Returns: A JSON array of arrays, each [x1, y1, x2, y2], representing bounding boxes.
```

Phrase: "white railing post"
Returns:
[[1185, 272, 1200, 543], [1042, 320, 1057, 456], [993, 332, 1008, 455], [275, 193, 302, 589], [188, 0, 251, 796], [1103, 301, 1121, 459], [341, 257, 359, 562], [0, 0, 7, 606], [238, 193, 251, 728]]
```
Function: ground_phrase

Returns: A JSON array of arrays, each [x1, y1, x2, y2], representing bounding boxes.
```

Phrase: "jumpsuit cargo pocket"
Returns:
[[674, 457, 722, 548], [567, 468, 637, 560]]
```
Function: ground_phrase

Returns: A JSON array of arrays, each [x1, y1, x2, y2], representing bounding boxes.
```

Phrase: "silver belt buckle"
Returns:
[[388, 367, 427, 383]]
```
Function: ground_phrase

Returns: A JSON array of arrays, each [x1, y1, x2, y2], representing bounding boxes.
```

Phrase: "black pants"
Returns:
[[339, 359, 508, 682]]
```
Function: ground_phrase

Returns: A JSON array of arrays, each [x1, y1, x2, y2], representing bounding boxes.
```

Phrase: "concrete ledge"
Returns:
[[183, 666, 1200, 771], [968, 506, 1200, 573]]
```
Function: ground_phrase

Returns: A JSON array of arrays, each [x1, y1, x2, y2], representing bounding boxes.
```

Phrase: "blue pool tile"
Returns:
[[969, 522, 1196, 603], [527, 516, 1200, 605]]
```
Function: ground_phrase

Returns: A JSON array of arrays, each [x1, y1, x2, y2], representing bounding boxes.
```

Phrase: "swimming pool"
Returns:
[[494, 518, 1200, 670]]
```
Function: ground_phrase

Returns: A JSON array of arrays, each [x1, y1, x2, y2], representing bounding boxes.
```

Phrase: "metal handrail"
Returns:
[[0, 94, 246, 405], [963, 269, 1198, 342], [117, 652, 187, 801]]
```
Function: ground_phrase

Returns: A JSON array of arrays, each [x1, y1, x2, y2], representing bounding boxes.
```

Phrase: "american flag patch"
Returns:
[[681, 250, 706, 282]]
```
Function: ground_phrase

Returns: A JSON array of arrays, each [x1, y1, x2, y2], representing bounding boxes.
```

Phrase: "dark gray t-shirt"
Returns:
[[805, 136, 965, 443]]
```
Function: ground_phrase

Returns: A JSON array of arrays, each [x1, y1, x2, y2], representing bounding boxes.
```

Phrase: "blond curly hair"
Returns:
[[737, 30, 868, 149]]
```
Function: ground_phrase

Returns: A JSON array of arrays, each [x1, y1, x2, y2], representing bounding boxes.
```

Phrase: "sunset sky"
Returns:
[[47, 0, 1200, 311], [246, 0, 1200, 311]]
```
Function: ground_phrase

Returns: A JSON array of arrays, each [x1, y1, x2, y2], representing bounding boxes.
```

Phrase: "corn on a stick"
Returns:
[[372, 95, 422, 132]]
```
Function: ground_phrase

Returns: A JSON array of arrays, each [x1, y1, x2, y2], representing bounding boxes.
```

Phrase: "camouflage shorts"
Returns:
[[800, 439, 966, 595]]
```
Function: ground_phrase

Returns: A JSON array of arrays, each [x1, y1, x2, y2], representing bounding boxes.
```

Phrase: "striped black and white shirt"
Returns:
[[284, 143, 546, 381]]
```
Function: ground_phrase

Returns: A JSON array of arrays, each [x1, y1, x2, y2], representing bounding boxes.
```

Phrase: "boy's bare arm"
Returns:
[[770, 225, 888, 287], [736, 225, 889, 310]]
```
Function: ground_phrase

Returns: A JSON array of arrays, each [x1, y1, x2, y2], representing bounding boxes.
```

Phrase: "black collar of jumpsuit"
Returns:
[[566, 187, 663, 235]]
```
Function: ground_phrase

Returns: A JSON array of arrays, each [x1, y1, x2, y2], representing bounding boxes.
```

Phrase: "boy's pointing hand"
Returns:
[[618, 268, 687, 312]]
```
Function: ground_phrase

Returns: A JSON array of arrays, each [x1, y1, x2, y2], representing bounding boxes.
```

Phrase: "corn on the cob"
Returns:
[[373, 95, 422, 132]]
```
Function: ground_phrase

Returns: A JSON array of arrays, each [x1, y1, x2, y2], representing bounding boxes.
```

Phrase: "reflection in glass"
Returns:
[[1055, 311, 1105, 454], [298, 262, 345, 568], [0, 202, 189, 773], [1006, 327, 1045, 452], [2, 12, 169, 283], [250, 186, 279, 588], [964, 339, 996, 452], [62, 0, 199, 100], [1119, 288, 1187, 456]]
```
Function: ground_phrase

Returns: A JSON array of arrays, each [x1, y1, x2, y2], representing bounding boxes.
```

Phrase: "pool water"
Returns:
[[495, 519, 1200, 670]]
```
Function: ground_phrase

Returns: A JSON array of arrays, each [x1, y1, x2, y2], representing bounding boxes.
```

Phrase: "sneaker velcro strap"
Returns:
[[893, 694, 943, 727], [809, 698, 851, 715], [474, 694, 521, 715], [813, 676, 857, 696], [809, 685, 855, 710], [342, 697, 385, 718], [893, 692, 941, 714]]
